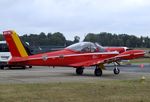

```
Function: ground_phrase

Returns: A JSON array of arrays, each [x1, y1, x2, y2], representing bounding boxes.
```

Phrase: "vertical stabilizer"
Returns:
[[3, 30, 28, 57]]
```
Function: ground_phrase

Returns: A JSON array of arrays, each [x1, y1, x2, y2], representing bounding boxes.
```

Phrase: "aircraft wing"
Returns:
[[69, 56, 116, 67]]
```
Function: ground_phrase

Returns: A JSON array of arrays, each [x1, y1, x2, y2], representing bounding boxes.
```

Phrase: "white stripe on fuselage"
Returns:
[[27, 51, 119, 61]]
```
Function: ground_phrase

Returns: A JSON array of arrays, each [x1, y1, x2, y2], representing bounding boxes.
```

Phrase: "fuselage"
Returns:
[[11, 49, 118, 67]]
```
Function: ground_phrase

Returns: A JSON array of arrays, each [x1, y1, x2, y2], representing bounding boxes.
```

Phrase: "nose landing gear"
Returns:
[[113, 62, 120, 75], [113, 67, 120, 75]]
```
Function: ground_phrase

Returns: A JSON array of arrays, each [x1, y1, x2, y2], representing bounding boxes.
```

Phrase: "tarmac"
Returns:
[[0, 64, 149, 84]]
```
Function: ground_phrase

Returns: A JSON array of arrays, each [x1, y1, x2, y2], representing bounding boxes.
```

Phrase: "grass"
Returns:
[[0, 80, 150, 102]]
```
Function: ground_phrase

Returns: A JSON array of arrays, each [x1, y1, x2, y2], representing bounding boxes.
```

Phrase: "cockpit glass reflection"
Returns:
[[66, 42, 105, 53]]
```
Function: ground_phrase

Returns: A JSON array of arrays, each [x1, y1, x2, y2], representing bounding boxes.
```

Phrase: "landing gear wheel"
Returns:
[[76, 67, 84, 75], [113, 68, 120, 75], [22, 66, 26, 69], [8, 66, 12, 69], [29, 66, 32, 68], [94, 66, 102, 76]]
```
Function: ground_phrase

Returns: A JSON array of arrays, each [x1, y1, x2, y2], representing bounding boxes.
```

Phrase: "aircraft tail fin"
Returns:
[[3, 30, 28, 57]]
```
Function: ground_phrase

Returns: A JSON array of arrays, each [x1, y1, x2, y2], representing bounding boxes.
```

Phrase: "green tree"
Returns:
[[84, 33, 97, 43], [0, 34, 4, 41], [74, 36, 80, 43], [51, 32, 66, 46]]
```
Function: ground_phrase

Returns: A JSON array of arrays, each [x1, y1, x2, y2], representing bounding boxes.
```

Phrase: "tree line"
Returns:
[[0, 32, 150, 48], [0, 32, 79, 47], [84, 32, 150, 48]]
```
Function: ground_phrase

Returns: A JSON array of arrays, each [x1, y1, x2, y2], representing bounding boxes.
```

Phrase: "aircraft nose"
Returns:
[[134, 50, 145, 57], [126, 49, 145, 60]]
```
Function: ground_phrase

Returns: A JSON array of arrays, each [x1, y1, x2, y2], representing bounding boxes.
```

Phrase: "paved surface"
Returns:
[[0, 64, 150, 84], [106, 63, 150, 73]]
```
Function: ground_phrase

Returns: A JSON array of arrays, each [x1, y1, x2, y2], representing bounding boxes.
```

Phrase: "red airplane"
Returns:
[[3, 30, 145, 76]]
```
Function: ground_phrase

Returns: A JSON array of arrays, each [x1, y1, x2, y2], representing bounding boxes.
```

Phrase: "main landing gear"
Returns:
[[76, 67, 84, 75], [94, 66, 102, 76], [76, 66, 103, 76]]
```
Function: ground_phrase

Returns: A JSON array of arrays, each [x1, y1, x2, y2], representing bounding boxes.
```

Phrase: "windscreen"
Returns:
[[95, 43, 106, 52], [66, 42, 97, 53]]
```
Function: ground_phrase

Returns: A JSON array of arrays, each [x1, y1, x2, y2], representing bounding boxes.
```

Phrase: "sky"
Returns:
[[0, 0, 150, 40]]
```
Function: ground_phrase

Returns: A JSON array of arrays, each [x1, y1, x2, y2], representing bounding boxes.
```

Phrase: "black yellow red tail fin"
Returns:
[[3, 30, 28, 57]]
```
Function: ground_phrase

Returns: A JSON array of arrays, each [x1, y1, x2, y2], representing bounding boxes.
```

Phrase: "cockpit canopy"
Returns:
[[66, 42, 105, 53]]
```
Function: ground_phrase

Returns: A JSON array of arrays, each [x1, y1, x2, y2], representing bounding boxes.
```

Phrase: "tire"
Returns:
[[76, 67, 84, 75], [94, 67, 102, 76], [22, 66, 26, 69], [0, 66, 8, 70], [8, 66, 12, 69], [113, 68, 120, 75], [29, 66, 32, 68]]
